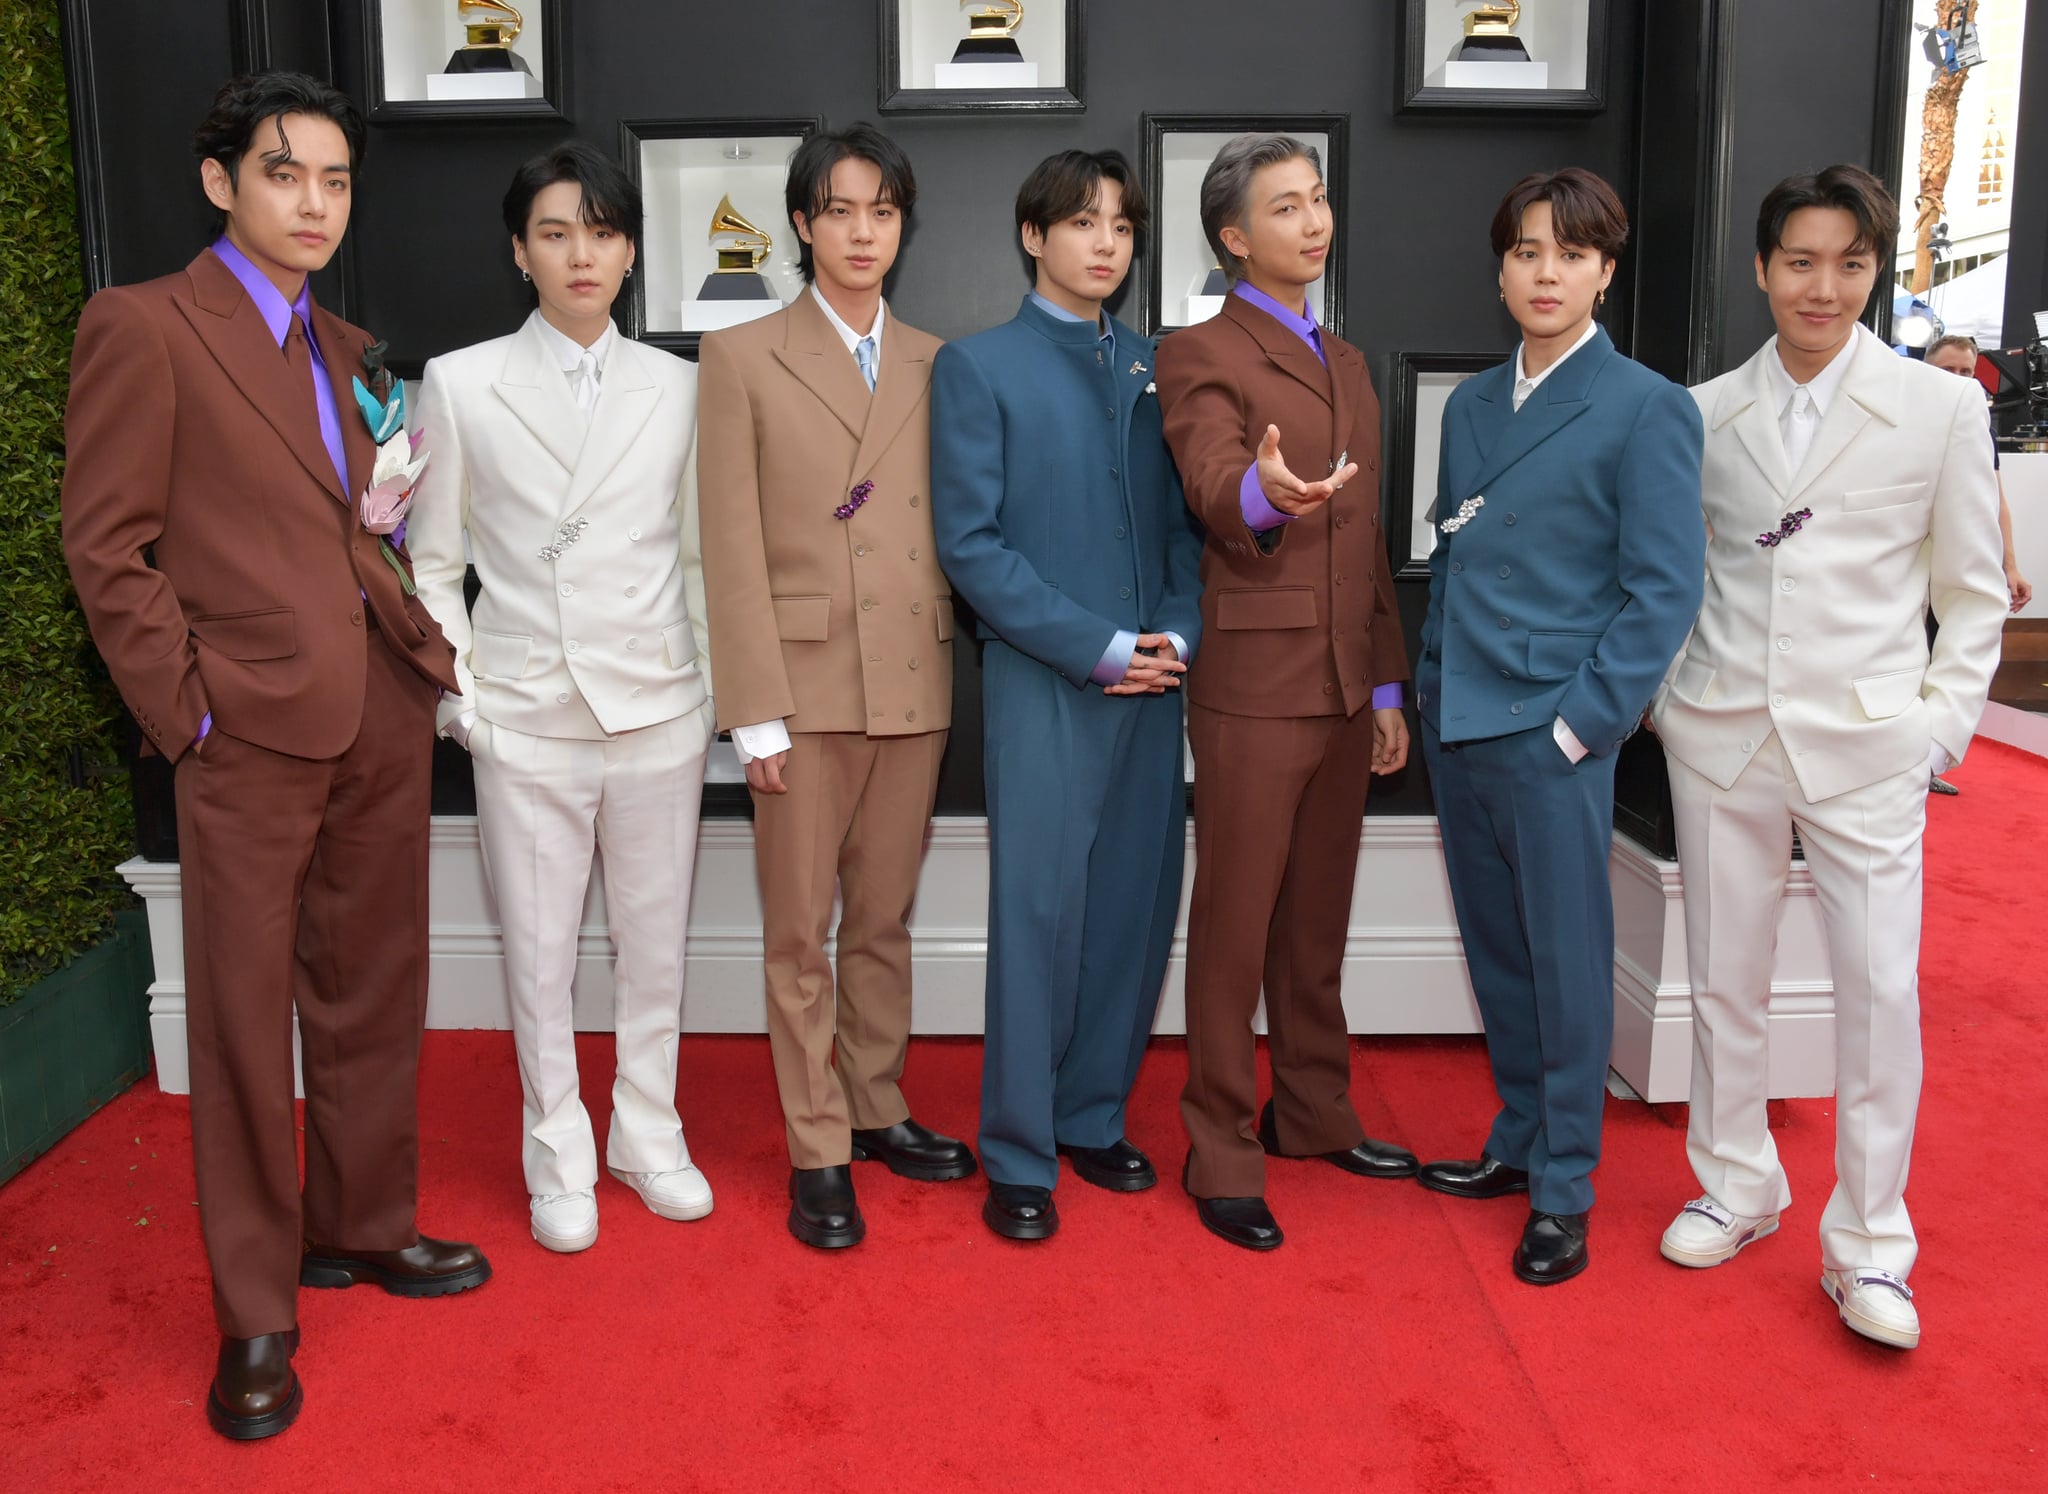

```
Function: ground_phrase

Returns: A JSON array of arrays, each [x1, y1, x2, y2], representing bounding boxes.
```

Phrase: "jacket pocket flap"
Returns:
[[1527, 630, 1603, 679], [1215, 585, 1318, 631], [472, 629, 533, 680], [1671, 654, 1718, 705], [190, 607, 295, 661], [772, 594, 830, 642], [935, 597, 955, 642], [1852, 667, 1924, 720], [1842, 481, 1928, 512], [661, 620, 698, 669]]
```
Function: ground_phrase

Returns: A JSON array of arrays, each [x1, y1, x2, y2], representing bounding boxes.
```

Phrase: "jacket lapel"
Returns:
[[490, 312, 587, 477], [311, 304, 372, 503], [1787, 327, 1895, 503], [177, 251, 346, 505], [1717, 347, 1793, 500], [1462, 329, 1610, 495], [558, 335, 660, 524], [771, 291, 873, 445], [1327, 338, 1360, 467], [1223, 293, 1332, 409], [849, 321, 928, 486]]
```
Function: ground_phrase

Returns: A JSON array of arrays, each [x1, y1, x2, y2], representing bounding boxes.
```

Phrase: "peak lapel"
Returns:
[[772, 293, 873, 444], [1223, 294, 1332, 408], [311, 306, 372, 504], [850, 334, 928, 486], [1327, 338, 1359, 465], [558, 338, 660, 525], [1722, 355, 1793, 500], [1787, 331, 1888, 502], [491, 314, 586, 476]]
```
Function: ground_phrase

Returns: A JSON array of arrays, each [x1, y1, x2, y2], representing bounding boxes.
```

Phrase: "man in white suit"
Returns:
[[410, 143, 714, 1253], [1652, 166, 2006, 1350]]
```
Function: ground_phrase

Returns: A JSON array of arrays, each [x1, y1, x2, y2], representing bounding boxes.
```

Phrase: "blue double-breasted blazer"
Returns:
[[930, 296, 1204, 684], [1417, 327, 1706, 752]]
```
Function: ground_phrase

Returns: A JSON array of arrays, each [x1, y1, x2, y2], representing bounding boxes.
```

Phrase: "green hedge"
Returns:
[[0, 1, 136, 1003]]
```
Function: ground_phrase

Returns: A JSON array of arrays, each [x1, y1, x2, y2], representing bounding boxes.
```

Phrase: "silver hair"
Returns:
[[1199, 133, 1323, 283]]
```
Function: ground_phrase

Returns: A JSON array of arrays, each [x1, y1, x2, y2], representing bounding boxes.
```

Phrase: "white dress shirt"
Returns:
[[729, 288, 890, 765], [1764, 334, 1854, 476], [1510, 320, 1603, 761]]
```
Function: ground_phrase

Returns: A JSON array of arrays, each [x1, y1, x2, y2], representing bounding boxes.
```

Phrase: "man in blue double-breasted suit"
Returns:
[[1415, 170, 1704, 1285], [932, 149, 1204, 1242]]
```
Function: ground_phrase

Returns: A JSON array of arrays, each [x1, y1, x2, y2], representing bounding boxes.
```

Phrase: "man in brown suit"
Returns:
[[59, 75, 487, 1441], [699, 123, 975, 1250], [1155, 133, 1416, 1253]]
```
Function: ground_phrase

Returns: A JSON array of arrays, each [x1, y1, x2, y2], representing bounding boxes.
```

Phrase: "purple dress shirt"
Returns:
[[1224, 282, 1400, 711]]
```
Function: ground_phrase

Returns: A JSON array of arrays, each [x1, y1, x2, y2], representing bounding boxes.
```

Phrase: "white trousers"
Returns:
[[1668, 731, 1926, 1277], [469, 705, 711, 1196]]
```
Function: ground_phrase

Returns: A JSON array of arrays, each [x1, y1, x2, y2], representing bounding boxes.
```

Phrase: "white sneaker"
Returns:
[[1659, 1195, 1780, 1268], [609, 1164, 714, 1221], [1822, 1267, 1920, 1349], [531, 1189, 599, 1253]]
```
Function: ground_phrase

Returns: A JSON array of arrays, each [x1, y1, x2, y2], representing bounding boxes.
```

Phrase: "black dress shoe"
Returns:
[[1056, 1138, 1157, 1192], [300, 1235, 491, 1295], [1514, 1209, 1590, 1285], [983, 1183, 1059, 1241], [849, 1118, 978, 1181], [1417, 1153, 1531, 1200], [206, 1328, 301, 1441], [788, 1165, 865, 1249], [1182, 1153, 1283, 1252], [1257, 1101, 1418, 1179]]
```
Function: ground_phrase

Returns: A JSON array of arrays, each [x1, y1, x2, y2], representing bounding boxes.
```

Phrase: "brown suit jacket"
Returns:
[[697, 292, 953, 736], [1155, 294, 1408, 718], [61, 251, 456, 763]]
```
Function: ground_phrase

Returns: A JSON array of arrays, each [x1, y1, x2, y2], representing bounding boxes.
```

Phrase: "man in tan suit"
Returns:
[[699, 123, 975, 1249], [60, 74, 486, 1441], [1154, 133, 1415, 1253]]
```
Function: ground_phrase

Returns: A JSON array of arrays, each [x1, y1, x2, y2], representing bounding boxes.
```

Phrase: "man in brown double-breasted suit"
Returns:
[[59, 75, 486, 1441], [1155, 134, 1416, 1252], [699, 124, 975, 1250]]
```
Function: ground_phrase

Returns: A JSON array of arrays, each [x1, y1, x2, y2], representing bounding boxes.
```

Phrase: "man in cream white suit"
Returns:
[[410, 143, 715, 1253], [1652, 166, 2005, 1350]]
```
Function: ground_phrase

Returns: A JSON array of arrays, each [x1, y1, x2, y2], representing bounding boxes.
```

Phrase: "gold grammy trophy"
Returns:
[[697, 195, 777, 303], [1451, 0, 1533, 62], [951, 0, 1025, 63], [444, 1, 533, 74]]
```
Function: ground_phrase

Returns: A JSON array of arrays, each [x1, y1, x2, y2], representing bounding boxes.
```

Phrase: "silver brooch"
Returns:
[[538, 517, 589, 562], [1129, 360, 1149, 376], [1438, 495, 1485, 534], [1329, 450, 1349, 476]]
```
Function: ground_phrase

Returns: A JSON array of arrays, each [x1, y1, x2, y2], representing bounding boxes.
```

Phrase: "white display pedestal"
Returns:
[[677, 298, 783, 333], [932, 61, 1040, 88], [121, 818, 1836, 1102], [1426, 60, 1551, 89], [1183, 294, 1227, 326], [424, 72, 544, 101]]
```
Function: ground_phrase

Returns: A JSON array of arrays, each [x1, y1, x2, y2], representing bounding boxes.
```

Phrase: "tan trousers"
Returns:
[[751, 729, 946, 1168]]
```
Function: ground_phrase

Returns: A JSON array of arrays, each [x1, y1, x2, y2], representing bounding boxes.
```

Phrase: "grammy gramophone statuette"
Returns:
[[1450, 0, 1532, 63], [951, 0, 1025, 63], [696, 196, 778, 303], [443, 0, 533, 75]]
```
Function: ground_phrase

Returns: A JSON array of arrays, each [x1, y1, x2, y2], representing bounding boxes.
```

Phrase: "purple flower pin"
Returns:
[[835, 479, 875, 522], [1756, 507, 1812, 548]]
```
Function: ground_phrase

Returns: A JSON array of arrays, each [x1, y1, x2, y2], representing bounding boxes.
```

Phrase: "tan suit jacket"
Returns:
[[697, 292, 953, 736], [1155, 294, 1408, 718]]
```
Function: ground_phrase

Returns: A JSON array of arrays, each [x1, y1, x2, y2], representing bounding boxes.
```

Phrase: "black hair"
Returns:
[[192, 71, 367, 235], [1015, 149, 1150, 269], [783, 123, 917, 282], [502, 141, 645, 242], [1490, 167, 1629, 264], [1755, 164, 1899, 264]]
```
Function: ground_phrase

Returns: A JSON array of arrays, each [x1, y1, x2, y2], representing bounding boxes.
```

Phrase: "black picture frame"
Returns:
[[877, 0, 1085, 113], [1138, 113, 1350, 339], [1382, 351, 1502, 579], [619, 116, 822, 361], [1398, 0, 1608, 115], [364, 0, 569, 124]]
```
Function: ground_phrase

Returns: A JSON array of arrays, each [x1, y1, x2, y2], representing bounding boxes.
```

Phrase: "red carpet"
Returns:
[[4, 742, 2046, 1491]]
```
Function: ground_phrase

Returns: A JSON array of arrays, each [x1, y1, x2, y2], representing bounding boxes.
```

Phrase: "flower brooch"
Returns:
[[1439, 495, 1485, 534], [835, 479, 875, 522], [1756, 508, 1812, 548]]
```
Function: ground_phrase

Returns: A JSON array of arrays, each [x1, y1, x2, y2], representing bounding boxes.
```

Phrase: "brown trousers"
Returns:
[[1181, 702, 1377, 1198], [175, 636, 437, 1337], [751, 729, 947, 1168]]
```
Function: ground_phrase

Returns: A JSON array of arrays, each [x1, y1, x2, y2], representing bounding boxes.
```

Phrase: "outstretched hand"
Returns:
[[1256, 425, 1357, 518]]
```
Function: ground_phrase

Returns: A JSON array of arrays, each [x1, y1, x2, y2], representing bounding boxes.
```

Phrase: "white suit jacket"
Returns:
[[1653, 324, 2006, 803], [409, 312, 709, 740]]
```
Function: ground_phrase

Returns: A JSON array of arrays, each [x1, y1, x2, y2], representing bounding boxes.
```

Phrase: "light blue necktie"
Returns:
[[855, 335, 877, 393]]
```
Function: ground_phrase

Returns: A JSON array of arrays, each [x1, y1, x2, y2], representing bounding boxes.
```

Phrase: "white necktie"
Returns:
[[1512, 375, 1537, 412], [855, 335, 877, 393], [1786, 385, 1816, 472], [573, 350, 599, 416]]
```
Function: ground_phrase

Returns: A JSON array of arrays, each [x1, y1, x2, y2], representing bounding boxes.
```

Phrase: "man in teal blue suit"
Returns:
[[932, 150, 1204, 1242], [1415, 170, 1705, 1285]]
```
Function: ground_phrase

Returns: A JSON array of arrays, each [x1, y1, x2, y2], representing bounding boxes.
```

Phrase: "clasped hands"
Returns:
[[1105, 634, 1186, 695], [1257, 424, 1358, 518]]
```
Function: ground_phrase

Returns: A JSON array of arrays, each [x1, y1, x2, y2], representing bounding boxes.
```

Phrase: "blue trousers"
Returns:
[[1423, 719, 1618, 1215], [978, 641, 1186, 1189]]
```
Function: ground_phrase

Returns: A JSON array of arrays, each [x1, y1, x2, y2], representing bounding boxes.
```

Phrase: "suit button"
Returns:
[[1504, 514, 1517, 526], [909, 547, 919, 560], [1334, 627, 1345, 639], [1323, 682, 1335, 695], [909, 495, 920, 507], [855, 545, 868, 557], [1110, 467, 1119, 478], [625, 585, 637, 597], [910, 600, 923, 614], [1335, 516, 1348, 529], [1334, 574, 1345, 586], [1500, 668, 1512, 678], [1499, 565, 1511, 578], [557, 692, 571, 704], [560, 583, 574, 597], [1498, 616, 1511, 629], [628, 527, 641, 541], [861, 598, 875, 611], [1741, 737, 1756, 752], [626, 638, 638, 651], [1772, 693, 1786, 706], [1510, 702, 1524, 715], [566, 640, 579, 653], [350, 609, 363, 626], [1118, 587, 1131, 600], [1776, 636, 1792, 651], [1104, 407, 1114, 419], [908, 657, 920, 670], [1451, 561, 1463, 574], [1115, 527, 1126, 539], [906, 709, 917, 722], [1781, 578, 1796, 592], [631, 687, 643, 697]]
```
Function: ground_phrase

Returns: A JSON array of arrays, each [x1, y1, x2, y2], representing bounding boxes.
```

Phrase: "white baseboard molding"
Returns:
[[1974, 701, 2048, 758]]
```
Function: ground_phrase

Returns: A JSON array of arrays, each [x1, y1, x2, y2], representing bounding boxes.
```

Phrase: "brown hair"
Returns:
[[1755, 164, 1898, 263], [1016, 149, 1150, 251], [1488, 168, 1629, 263]]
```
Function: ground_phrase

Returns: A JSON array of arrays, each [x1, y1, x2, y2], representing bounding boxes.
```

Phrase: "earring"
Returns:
[[520, 270, 530, 283], [1597, 288, 1607, 307], [625, 266, 633, 280], [1498, 287, 1505, 302]]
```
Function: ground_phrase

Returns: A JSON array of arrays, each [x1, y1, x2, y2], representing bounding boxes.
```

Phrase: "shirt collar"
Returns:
[[1230, 280, 1321, 351], [810, 283, 885, 357], [1028, 291, 1113, 345], [211, 235, 314, 349], [1512, 319, 1601, 395], [530, 309, 615, 373], [1766, 332, 1856, 419]]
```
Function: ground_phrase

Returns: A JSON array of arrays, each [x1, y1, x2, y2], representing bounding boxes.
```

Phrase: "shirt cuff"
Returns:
[[1092, 630, 1138, 687], [1370, 683, 1402, 711], [1928, 741, 1952, 778], [731, 717, 792, 765], [1162, 630, 1190, 664], [445, 709, 477, 749], [1553, 715, 1590, 763], [1238, 462, 1292, 533]]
